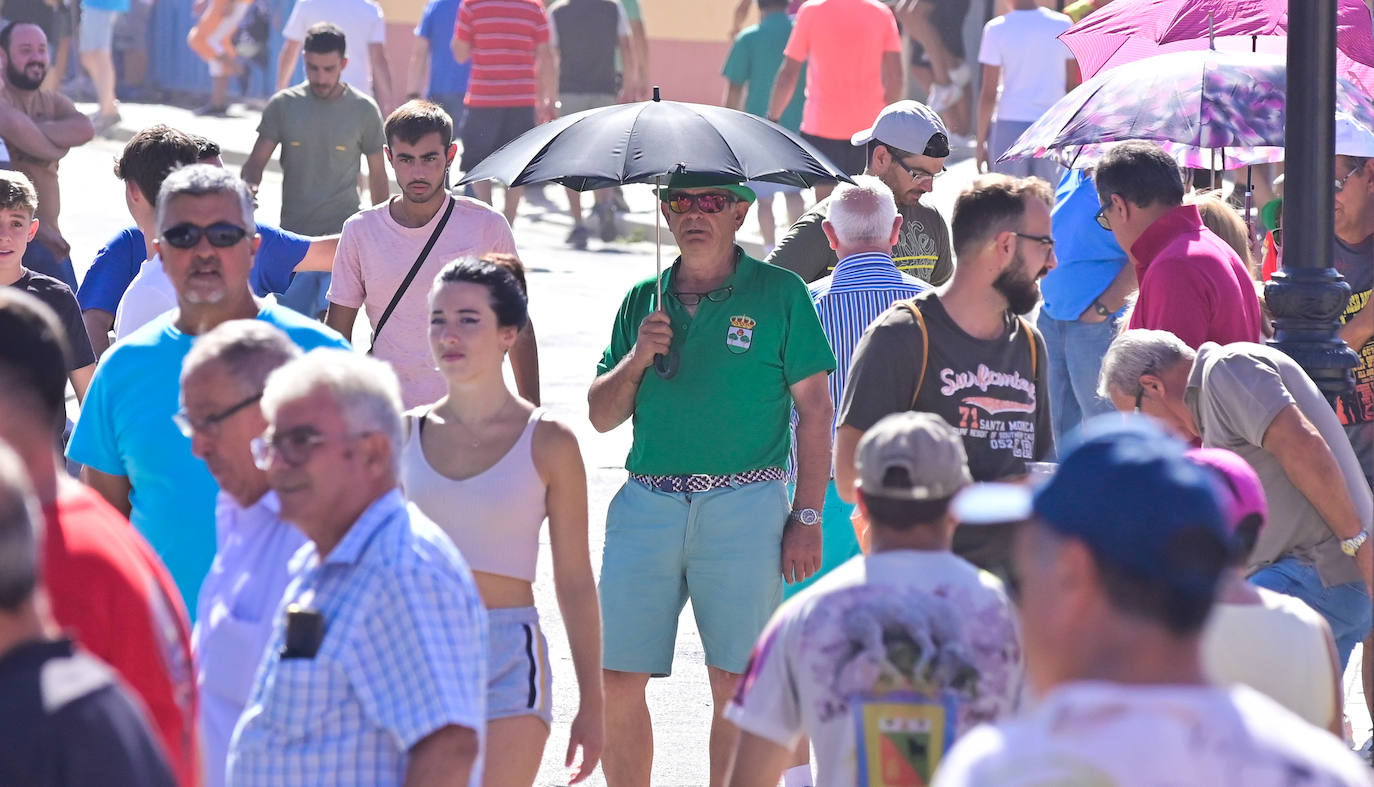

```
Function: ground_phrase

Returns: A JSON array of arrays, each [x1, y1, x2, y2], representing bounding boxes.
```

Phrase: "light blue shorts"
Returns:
[[782, 479, 861, 600], [487, 606, 553, 727], [80, 8, 121, 53], [600, 477, 788, 676]]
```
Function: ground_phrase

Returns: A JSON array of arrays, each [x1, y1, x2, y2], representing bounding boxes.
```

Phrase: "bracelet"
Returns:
[[1092, 299, 1112, 318]]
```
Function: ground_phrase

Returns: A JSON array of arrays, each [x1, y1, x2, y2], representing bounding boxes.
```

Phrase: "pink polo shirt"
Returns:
[[784, 0, 902, 140], [1128, 204, 1262, 349]]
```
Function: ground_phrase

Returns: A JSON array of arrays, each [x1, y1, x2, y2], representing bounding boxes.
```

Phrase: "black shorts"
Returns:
[[459, 104, 537, 172], [907, 0, 971, 66], [800, 131, 867, 177]]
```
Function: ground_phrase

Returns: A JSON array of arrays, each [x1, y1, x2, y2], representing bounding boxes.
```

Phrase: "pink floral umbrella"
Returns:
[[1061, 0, 1374, 80]]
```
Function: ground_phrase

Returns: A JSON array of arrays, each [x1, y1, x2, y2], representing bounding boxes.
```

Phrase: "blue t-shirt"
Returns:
[[76, 224, 312, 314], [722, 11, 806, 132], [416, 0, 472, 97], [1041, 169, 1129, 321], [66, 305, 350, 614]]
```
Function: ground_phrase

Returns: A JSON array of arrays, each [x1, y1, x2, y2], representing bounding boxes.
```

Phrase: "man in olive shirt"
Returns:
[[768, 100, 954, 285], [589, 175, 835, 787]]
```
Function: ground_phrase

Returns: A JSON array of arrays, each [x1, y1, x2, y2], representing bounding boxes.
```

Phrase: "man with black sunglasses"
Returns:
[[589, 173, 835, 787], [67, 165, 349, 613], [768, 100, 954, 287]]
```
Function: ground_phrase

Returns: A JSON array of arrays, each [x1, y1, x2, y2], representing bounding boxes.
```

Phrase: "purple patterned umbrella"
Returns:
[[998, 49, 1374, 166]]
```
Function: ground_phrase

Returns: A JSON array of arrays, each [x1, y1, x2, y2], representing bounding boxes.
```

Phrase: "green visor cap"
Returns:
[[658, 173, 757, 204]]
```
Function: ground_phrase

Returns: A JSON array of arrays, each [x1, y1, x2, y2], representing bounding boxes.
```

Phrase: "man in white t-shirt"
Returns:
[[974, 0, 1075, 181], [726, 412, 1022, 787], [277, 0, 394, 114], [934, 418, 1371, 787]]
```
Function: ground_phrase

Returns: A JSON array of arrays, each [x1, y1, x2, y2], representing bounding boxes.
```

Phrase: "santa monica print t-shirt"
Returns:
[[727, 551, 1023, 787]]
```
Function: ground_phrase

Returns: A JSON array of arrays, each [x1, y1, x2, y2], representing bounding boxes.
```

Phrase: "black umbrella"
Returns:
[[460, 88, 851, 377]]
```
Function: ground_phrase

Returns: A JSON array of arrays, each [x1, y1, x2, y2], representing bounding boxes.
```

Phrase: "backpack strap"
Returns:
[[1016, 316, 1039, 385], [896, 298, 930, 410]]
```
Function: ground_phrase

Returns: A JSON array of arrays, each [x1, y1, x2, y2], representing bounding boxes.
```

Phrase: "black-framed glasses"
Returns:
[[161, 221, 249, 249], [173, 393, 262, 438], [1133, 386, 1145, 414], [1335, 164, 1363, 193], [1095, 205, 1112, 231], [1012, 231, 1056, 261], [669, 285, 733, 305], [665, 192, 738, 215]]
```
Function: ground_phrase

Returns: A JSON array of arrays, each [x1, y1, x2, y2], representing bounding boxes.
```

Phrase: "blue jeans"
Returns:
[[1250, 556, 1372, 669], [23, 242, 77, 291], [1037, 311, 1118, 449], [276, 271, 331, 318]]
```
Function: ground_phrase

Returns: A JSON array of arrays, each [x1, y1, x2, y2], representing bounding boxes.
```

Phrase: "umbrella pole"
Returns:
[[655, 176, 663, 306]]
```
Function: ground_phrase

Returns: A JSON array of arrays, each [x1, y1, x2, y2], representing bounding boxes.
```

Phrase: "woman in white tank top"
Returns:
[[400, 257, 603, 786]]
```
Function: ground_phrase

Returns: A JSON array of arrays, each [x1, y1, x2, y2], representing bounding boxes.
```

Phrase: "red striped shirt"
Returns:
[[456, 0, 550, 107]]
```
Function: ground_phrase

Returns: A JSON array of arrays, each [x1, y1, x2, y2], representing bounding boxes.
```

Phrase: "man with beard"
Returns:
[[242, 22, 387, 318], [835, 174, 1055, 578], [0, 22, 94, 291], [768, 101, 954, 286], [326, 100, 515, 408]]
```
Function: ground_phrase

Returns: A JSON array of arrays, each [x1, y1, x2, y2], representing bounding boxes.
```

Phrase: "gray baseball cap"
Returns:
[[851, 100, 951, 159], [856, 412, 972, 501]]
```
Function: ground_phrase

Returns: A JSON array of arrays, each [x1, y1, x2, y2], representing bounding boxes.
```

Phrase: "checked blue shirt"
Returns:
[[227, 489, 488, 787]]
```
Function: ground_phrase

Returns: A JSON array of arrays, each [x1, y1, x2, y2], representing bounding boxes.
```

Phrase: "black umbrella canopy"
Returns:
[[459, 94, 852, 191]]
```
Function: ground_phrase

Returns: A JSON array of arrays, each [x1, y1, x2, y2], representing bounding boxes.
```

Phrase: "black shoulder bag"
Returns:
[[367, 196, 455, 355]]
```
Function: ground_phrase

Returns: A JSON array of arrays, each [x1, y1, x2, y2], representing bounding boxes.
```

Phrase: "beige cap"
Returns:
[[856, 412, 972, 501]]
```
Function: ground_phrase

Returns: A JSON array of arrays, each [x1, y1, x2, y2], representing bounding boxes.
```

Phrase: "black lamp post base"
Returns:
[[1265, 267, 1359, 398]]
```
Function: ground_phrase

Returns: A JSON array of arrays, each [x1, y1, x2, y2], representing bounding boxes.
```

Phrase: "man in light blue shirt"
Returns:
[[67, 165, 349, 613], [228, 350, 487, 787], [179, 320, 309, 787]]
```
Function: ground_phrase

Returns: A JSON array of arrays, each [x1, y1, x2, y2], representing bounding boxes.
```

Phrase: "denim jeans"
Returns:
[[1037, 310, 1118, 449], [275, 271, 331, 319], [1250, 556, 1373, 670]]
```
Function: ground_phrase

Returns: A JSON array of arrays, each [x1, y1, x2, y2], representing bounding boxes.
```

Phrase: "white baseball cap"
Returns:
[[1336, 112, 1374, 157], [851, 100, 951, 158]]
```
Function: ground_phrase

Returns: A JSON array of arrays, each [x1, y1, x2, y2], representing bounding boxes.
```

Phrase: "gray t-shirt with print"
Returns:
[[767, 195, 954, 285]]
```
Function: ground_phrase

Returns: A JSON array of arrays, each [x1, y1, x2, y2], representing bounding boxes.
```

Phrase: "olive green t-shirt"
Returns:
[[258, 83, 386, 236], [766, 194, 954, 285], [597, 252, 836, 475]]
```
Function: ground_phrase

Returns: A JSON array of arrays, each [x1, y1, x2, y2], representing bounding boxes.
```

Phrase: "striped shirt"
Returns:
[[227, 490, 488, 787], [455, 0, 550, 107]]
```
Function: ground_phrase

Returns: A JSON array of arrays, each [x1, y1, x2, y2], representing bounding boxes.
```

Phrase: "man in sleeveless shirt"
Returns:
[[836, 174, 1055, 579]]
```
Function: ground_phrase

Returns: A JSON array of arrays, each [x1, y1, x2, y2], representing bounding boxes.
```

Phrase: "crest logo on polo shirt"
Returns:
[[726, 315, 755, 354]]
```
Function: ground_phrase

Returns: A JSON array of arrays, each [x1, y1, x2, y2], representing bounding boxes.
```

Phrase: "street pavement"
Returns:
[[57, 101, 1370, 785]]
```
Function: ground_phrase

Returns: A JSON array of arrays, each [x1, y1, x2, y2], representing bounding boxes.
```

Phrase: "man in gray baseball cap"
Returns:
[[768, 100, 955, 286], [725, 410, 1021, 787]]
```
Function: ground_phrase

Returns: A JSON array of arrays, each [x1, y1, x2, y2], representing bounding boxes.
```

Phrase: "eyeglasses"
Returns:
[[1335, 164, 1363, 193], [249, 426, 371, 470], [1012, 231, 1056, 261], [885, 146, 945, 184], [664, 192, 738, 214], [1095, 205, 1112, 231], [173, 393, 262, 438], [1133, 386, 1145, 414], [161, 221, 249, 249], [669, 285, 733, 305]]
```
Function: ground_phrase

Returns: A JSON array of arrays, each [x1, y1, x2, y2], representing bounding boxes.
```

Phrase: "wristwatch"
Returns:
[[1340, 530, 1369, 557], [789, 508, 821, 526], [1092, 299, 1113, 318]]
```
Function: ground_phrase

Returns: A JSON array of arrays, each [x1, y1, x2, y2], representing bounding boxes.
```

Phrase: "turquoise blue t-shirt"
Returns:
[[722, 11, 806, 132], [67, 305, 349, 615], [1041, 169, 1129, 321]]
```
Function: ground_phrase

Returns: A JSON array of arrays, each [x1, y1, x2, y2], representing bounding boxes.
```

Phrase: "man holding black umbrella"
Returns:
[[588, 175, 836, 787]]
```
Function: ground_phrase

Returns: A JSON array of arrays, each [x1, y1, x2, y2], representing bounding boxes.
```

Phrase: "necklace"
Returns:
[[436, 399, 509, 449]]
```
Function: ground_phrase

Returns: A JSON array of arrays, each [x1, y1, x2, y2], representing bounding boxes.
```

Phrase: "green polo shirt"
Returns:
[[597, 251, 836, 475]]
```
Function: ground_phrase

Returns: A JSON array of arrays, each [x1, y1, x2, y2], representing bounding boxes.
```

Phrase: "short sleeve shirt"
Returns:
[[455, 0, 551, 107], [257, 84, 386, 235], [416, 0, 472, 96], [11, 270, 95, 369], [768, 195, 954, 285], [840, 291, 1052, 480], [66, 306, 350, 612], [727, 551, 1022, 787], [281, 0, 387, 92], [1333, 234, 1373, 429], [596, 251, 836, 475], [783, 0, 902, 139], [722, 12, 805, 132]]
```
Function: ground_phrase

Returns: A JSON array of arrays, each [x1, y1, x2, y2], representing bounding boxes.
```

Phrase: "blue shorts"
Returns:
[[600, 477, 788, 676], [80, 7, 121, 53], [782, 479, 861, 600], [487, 606, 553, 726]]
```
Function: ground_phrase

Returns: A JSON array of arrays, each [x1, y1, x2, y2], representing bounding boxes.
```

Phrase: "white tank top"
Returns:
[[400, 407, 548, 582]]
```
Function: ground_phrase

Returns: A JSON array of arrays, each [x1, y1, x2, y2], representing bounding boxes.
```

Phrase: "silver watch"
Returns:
[[789, 507, 821, 526]]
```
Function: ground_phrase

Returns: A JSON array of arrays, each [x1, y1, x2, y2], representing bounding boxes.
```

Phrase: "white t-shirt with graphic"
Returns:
[[934, 682, 1373, 787], [726, 550, 1023, 787]]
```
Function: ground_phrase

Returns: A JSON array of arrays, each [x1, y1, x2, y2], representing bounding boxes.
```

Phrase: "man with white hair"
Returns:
[[179, 319, 307, 787], [228, 350, 488, 787], [1098, 329, 1373, 671], [68, 165, 349, 613]]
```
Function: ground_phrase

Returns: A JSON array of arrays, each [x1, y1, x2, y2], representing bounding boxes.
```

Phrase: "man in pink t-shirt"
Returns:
[[1094, 141, 1261, 348], [325, 101, 516, 408], [767, 0, 903, 199]]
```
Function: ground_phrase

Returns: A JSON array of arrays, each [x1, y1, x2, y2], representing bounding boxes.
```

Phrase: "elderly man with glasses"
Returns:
[[768, 101, 956, 286], [67, 165, 348, 613], [588, 172, 835, 787], [1092, 141, 1261, 349]]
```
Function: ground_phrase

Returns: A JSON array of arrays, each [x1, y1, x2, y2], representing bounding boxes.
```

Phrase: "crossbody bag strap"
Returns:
[[897, 298, 930, 410], [368, 196, 456, 355]]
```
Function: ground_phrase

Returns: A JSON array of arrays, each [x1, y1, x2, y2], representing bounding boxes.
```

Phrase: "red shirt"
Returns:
[[43, 485, 199, 787], [455, 0, 550, 107], [1128, 204, 1263, 349]]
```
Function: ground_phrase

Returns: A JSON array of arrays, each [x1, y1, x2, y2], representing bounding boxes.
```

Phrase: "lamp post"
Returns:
[[1265, 0, 1359, 397]]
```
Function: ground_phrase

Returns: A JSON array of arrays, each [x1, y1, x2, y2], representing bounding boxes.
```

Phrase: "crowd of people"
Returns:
[[0, 0, 1372, 786]]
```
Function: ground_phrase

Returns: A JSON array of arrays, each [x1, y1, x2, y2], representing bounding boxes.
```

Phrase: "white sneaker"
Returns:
[[928, 82, 962, 113], [948, 60, 973, 87]]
